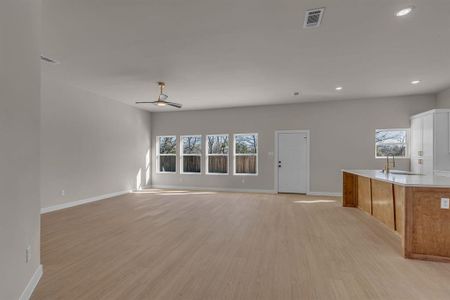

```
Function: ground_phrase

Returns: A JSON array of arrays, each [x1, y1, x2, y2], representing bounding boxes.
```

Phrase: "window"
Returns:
[[375, 129, 408, 158], [157, 136, 177, 173], [206, 135, 229, 175], [181, 135, 202, 174], [234, 133, 258, 175]]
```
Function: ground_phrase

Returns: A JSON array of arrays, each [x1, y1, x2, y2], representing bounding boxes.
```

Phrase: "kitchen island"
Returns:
[[343, 170, 450, 262]]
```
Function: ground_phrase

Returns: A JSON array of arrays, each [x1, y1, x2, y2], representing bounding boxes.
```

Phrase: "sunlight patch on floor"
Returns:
[[133, 189, 217, 196], [293, 200, 336, 204]]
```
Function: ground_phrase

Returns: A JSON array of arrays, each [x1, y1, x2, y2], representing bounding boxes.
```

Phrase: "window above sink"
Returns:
[[375, 129, 409, 158]]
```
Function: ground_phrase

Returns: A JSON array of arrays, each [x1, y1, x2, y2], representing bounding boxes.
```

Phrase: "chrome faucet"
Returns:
[[384, 154, 396, 173]]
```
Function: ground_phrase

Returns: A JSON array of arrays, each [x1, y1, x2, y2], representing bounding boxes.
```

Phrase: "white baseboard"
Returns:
[[307, 191, 342, 197], [19, 264, 43, 300], [151, 185, 275, 194], [41, 190, 131, 214]]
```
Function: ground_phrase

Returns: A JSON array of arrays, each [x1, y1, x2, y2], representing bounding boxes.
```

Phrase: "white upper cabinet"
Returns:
[[410, 109, 450, 175], [410, 117, 423, 158], [422, 113, 434, 158]]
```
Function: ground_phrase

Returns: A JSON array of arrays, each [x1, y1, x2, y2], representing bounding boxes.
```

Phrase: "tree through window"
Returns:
[[206, 135, 229, 174], [181, 136, 202, 173], [375, 129, 408, 158], [234, 133, 258, 175], [157, 136, 177, 172]]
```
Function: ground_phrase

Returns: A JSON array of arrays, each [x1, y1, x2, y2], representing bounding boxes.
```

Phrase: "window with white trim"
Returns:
[[234, 133, 258, 175], [206, 135, 229, 174], [181, 135, 202, 174], [157, 136, 177, 173], [375, 129, 408, 158]]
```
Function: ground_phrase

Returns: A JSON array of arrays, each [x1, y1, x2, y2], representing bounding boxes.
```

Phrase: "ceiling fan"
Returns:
[[136, 82, 182, 109]]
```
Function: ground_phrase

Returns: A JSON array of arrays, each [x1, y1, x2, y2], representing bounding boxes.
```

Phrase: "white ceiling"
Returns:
[[42, 0, 450, 111]]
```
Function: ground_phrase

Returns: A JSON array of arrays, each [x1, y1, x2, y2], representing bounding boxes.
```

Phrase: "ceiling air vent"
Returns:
[[303, 8, 325, 28]]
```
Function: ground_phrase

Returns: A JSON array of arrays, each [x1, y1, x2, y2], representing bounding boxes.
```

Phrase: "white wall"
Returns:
[[437, 87, 450, 108], [41, 78, 152, 210], [0, 0, 42, 299], [151, 95, 436, 194]]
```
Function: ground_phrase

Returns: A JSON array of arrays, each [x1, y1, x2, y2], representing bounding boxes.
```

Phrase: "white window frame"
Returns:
[[156, 135, 177, 174], [233, 133, 258, 176], [206, 134, 229, 175], [375, 128, 410, 159], [180, 135, 202, 175]]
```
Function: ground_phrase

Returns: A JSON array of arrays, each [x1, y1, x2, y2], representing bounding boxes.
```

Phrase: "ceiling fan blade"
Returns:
[[167, 102, 182, 108], [135, 101, 158, 104]]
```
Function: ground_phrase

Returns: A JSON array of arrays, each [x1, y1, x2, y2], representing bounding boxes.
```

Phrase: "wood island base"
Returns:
[[343, 171, 450, 263]]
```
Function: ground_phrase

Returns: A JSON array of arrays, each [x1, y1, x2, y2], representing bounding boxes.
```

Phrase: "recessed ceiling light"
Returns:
[[335, 86, 343, 91], [411, 80, 421, 85], [396, 6, 414, 17]]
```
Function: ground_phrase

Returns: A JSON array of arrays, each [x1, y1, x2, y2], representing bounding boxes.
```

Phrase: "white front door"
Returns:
[[277, 132, 308, 193]]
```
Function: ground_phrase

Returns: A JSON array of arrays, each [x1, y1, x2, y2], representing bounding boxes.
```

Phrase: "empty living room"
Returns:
[[2, 0, 450, 299]]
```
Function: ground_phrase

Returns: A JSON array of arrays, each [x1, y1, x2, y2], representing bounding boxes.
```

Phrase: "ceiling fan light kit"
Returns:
[[135, 82, 182, 108]]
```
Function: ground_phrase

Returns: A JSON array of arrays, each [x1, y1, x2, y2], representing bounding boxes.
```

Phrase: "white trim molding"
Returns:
[[274, 130, 311, 194], [19, 264, 43, 300], [41, 190, 131, 214], [151, 185, 275, 194]]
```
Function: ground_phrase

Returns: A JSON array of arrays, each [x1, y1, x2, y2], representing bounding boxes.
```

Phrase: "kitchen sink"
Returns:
[[379, 170, 423, 175]]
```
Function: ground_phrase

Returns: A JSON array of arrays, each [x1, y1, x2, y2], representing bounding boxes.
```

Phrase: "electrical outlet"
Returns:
[[441, 198, 450, 209], [26, 246, 31, 263], [61, 190, 65, 196]]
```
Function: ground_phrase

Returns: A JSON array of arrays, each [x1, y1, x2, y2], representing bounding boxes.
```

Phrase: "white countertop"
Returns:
[[343, 169, 450, 188]]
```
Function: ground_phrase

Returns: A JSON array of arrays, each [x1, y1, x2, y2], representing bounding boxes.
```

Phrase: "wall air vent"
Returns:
[[304, 8, 325, 28], [40, 55, 59, 64]]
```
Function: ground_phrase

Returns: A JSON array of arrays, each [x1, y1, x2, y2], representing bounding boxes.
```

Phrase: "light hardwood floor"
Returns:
[[32, 190, 450, 300]]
